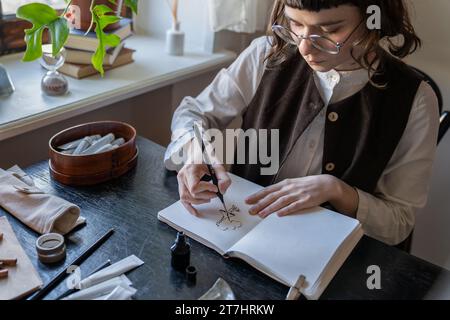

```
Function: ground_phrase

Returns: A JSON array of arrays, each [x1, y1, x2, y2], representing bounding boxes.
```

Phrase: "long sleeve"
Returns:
[[355, 81, 440, 245], [164, 36, 270, 171]]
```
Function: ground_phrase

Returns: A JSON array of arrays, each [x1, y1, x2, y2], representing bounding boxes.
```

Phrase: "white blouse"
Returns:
[[164, 36, 440, 245]]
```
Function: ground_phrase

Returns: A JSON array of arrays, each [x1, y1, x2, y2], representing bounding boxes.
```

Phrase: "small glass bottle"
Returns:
[[171, 231, 190, 271]]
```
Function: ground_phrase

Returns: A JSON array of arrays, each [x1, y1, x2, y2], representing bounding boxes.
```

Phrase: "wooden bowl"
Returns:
[[49, 121, 138, 186]]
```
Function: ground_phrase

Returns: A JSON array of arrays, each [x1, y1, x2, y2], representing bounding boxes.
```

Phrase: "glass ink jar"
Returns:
[[171, 231, 190, 271]]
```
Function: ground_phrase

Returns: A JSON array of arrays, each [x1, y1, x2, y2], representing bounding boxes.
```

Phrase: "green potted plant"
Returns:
[[16, 0, 138, 76]]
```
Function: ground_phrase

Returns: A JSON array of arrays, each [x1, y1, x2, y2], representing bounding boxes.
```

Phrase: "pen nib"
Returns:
[[222, 203, 228, 214]]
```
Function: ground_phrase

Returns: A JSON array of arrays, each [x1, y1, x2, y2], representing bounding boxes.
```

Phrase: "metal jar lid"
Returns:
[[36, 233, 66, 264]]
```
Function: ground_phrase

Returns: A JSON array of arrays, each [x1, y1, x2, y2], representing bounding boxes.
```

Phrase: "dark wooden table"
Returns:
[[1, 137, 449, 300]]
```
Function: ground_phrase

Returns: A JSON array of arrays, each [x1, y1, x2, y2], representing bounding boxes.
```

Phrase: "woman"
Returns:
[[164, 0, 439, 246]]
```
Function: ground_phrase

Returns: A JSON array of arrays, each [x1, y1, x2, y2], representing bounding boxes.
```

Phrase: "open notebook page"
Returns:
[[228, 206, 362, 298], [157, 174, 263, 255]]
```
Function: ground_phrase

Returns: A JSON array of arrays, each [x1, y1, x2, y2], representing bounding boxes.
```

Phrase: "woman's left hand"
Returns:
[[245, 175, 358, 218]]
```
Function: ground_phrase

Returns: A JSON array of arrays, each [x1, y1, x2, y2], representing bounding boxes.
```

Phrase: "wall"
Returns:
[[406, 0, 450, 105], [133, 0, 269, 54], [405, 0, 450, 270], [134, 0, 214, 52]]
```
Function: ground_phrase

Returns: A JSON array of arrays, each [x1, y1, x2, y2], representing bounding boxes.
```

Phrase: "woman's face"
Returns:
[[284, 5, 366, 71]]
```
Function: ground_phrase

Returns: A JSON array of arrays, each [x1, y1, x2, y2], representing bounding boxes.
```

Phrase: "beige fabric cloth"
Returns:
[[0, 166, 84, 235]]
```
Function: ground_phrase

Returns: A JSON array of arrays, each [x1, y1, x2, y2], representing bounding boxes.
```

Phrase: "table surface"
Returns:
[[1, 137, 450, 300]]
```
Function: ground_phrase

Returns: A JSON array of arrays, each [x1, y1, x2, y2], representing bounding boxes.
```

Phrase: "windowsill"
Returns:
[[0, 35, 236, 141], [1, 14, 21, 21]]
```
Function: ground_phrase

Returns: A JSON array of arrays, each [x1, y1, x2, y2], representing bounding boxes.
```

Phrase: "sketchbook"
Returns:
[[157, 173, 363, 300]]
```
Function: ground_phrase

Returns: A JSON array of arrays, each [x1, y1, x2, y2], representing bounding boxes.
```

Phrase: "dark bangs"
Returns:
[[284, 0, 362, 12]]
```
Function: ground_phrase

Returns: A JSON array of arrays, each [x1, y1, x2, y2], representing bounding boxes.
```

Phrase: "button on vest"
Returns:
[[328, 112, 339, 122]]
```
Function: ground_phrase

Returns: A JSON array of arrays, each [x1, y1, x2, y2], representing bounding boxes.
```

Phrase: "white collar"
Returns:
[[315, 67, 370, 86], [314, 59, 380, 86], [312, 60, 381, 105]]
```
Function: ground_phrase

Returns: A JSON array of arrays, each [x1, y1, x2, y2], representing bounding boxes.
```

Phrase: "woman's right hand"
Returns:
[[177, 163, 231, 216], [176, 139, 231, 215]]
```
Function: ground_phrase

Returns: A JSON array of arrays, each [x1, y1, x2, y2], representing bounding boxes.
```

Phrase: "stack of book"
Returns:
[[59, 18, 135, 79]]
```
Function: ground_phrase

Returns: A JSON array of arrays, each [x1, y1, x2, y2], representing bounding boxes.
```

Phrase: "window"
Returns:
[[1, 1, 66, 55], [1, 0, 66, 16]]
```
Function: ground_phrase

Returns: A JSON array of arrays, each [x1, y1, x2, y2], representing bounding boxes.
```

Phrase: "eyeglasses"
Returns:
[[272, 19, 365, 55]]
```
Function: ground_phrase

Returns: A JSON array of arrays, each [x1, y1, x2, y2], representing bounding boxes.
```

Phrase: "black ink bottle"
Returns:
[[171, 232, 191, 271]]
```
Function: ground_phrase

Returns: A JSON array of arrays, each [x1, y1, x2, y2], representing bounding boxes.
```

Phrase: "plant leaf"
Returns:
[[125, 0, 138, 14], [17, 3, 59, 26], [108, 0, 138, 15], [91, 5, 121, 76], [48, 17, 70, 57], [23, 25, 46, 61], [106, 0, 138, 14], [17, 3, 69, 62]]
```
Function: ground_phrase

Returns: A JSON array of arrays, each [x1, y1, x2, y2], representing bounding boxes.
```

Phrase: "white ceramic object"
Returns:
[[166, 22, 185, 56]]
